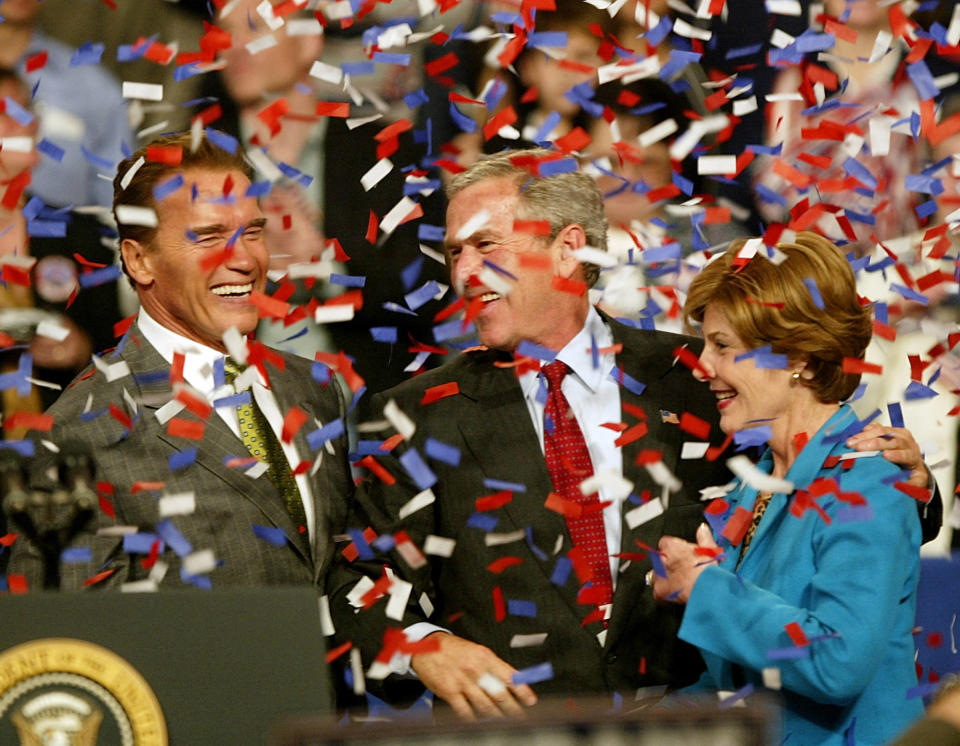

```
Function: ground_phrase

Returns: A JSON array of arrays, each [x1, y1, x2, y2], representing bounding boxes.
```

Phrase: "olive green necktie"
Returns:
[[223, 358, 308, 535]]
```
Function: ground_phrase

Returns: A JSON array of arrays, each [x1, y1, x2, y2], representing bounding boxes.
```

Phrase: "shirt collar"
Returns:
[[518, 306, 615, 398], [136, 308, 228, 396]]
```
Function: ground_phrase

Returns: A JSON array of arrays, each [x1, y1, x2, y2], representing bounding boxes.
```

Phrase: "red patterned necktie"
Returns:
[[542, 361, 614, 613]]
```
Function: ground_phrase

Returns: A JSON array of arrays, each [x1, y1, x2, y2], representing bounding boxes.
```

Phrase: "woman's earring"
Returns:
[[792, 370, 801, 381]]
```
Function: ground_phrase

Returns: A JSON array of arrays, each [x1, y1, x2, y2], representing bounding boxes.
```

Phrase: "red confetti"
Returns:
[[551, 276, 587, 296], [487, 556, 523, 574], [679, 412, 710, 440], [3, 412, 54, 432], [167, 417, 206, 440], [783, 622, 810, 648], [492, 585, 506, 622], [841, 358, 882, 375], [174, 389, 213, 419], [145, 145, 183, 165], [721, 506, 752, 546], [355, 455, 396, 485], [281, 406, 308, 444], [476, 490, 512, 512], [421, 382, 459, 404]]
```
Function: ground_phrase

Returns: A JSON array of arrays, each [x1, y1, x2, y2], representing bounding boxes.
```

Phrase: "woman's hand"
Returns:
[[653, 524, 720, 604]]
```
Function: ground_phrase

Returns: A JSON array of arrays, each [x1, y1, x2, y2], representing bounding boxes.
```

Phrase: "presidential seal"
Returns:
[[0, 639, 167, 746]]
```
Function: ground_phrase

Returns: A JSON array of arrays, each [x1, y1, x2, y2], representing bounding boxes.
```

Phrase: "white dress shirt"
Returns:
[[137, 308, 316, 543], [517, 306, 624, 585], [399, 308, 625, 662]]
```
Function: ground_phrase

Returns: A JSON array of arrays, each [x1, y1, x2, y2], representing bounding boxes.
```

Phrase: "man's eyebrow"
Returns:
[[191, 218, 266, 236], [443, 228, 497, 250], [191, 223, 228, 236]]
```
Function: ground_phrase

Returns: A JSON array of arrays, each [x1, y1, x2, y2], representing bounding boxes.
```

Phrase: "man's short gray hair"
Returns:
[[446, 148, 608, 287]]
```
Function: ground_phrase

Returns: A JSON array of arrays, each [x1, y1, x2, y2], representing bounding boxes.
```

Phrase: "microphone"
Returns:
[[0, 450, 31, 519]]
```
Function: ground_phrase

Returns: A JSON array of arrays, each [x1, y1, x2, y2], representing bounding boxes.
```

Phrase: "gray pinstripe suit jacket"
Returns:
[[8, 322, 353, 591]]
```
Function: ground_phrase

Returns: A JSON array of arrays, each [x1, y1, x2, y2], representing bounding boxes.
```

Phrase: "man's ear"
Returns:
[[555, 223, 587, 280], [121, 238, 154, 287]]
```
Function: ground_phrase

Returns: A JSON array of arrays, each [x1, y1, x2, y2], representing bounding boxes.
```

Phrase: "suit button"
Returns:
[[605, 653, 618, 664]]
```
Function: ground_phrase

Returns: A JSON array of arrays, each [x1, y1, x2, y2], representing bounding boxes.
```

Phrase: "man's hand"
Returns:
[[410, 632, 538, 720], [846, 423, 928, 489], [654, 524, 719, 604]]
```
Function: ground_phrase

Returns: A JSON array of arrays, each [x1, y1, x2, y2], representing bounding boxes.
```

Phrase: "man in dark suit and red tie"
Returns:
[[326, 148, 939, 719], [7, 131, 353, 591]]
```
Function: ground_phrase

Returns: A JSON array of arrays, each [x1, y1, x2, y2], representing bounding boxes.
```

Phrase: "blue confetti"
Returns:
[[609, 368, 646, 396], [719, 683, 755, 708], [206, 127, 239, 154], [405, 280, 441, 310], [382, 301, 418, 316], [887, 402, 904, 428], [401, 256, 423, 291], [156, 519, 193, 557], [477, 480, 524, 496], [906, 60, 940, 100], [424, 437, 461, 467], [904, 381, 937, 400], [214, 391, 252, 409], [734, 425, 772, 448], [80, 146, 114, 171], [36, 138, 64, 162], [467, 512, 498, 531], [803, 276, 825, 309], [529, 31, 567, 48], [169, 448, 197, 471], [512, 662, 554, 686], [306, 418, 346, 450], [370, 326, 398, 343], [341, 61, 375, 77], [537, 156, 578, 177], [766, 645, 810, 660], [61, 546, 92, 563], [70, 41, 105, 66], [433, 318, 475, 343], [508, 599, 537, 617], [79, 265, 121, 289], [417, 223, 445, 242], [404, 88, 429, 108], [123, 533, 164, 553], [516, 340, 557, 362], [399, 448, 437, 490], [890, 283, 928, 305], [153, 173, 185, 201], [347, 528, 375, 559], [26, 220, 66, 238], [373, 52, 410, 65]]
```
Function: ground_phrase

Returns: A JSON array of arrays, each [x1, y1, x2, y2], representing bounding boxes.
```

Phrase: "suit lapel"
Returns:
[[605, 322, 680, 649], [454, 355, 591, 624], [121, 325, 311, 563]]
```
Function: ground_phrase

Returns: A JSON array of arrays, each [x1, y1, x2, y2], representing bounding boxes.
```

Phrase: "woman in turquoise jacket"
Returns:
[[654, 232, 924, 745]]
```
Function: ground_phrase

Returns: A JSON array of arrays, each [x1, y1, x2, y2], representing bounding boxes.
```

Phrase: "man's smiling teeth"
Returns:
[[211, 283, 252, 296], [480, 292, 501, 302]]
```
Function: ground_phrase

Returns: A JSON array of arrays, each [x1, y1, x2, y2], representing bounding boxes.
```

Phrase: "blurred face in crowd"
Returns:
[[0, 76, 39, 183], [444, 177, 585, 352], [588, 113, 673, 226], [520, 29, 601, 120], [217, 0, 323, 108], [825, 0, 887, 29], [0, 0, 42, 26], [122, 168, 269, 352]]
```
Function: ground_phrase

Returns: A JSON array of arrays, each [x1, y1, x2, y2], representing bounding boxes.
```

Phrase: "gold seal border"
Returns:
[[0, 638, 168, 745]]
